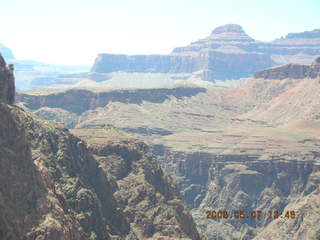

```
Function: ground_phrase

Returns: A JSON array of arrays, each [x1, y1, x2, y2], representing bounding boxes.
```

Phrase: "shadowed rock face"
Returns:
[[0, 54, 15, 104], [254, 56, 320, 79]]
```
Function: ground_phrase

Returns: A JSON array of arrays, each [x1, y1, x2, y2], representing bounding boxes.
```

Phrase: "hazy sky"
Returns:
[[1, 0, 319, 65]]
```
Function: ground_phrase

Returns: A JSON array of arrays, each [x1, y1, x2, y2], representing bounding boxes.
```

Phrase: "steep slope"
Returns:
[[236, 56, 320, 124], [0, 58, 202, 239]]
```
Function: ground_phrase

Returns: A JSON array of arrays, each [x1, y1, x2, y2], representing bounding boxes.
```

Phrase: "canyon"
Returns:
[[15, 56, 320, 239]]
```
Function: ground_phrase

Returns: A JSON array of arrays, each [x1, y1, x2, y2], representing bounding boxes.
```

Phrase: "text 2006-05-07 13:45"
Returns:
[[205, 210, 297, 220]]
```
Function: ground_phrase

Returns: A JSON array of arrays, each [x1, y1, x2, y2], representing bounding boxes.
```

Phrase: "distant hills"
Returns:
[[92, 24, 320, 81], [2, 24, 320, 90]]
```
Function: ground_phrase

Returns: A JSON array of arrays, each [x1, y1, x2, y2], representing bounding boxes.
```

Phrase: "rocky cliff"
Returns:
[[0, 57, 202, 239], [91, 24, 320, 81]]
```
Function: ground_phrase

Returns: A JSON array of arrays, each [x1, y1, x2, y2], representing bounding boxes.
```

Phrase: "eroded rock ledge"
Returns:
[[254, 56, 320, 80]]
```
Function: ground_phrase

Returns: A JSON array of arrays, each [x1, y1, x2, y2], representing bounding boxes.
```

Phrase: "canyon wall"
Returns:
[[155, 146, 320, 240]]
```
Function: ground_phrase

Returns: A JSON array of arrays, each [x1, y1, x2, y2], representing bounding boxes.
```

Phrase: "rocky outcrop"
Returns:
[[72, 127, 202, 240], [254, 64, 311, 80], [211, 24, 249, 37], [254, 56, 320, 79], [0, 54, 15, 104], [92, 24, 320, 81]]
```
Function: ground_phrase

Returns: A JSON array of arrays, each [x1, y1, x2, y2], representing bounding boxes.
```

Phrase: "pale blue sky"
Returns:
[[1, 0, 319, 65]]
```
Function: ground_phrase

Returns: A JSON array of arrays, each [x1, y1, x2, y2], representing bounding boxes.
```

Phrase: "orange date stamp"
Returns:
[[205, 210, 297, 220]]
